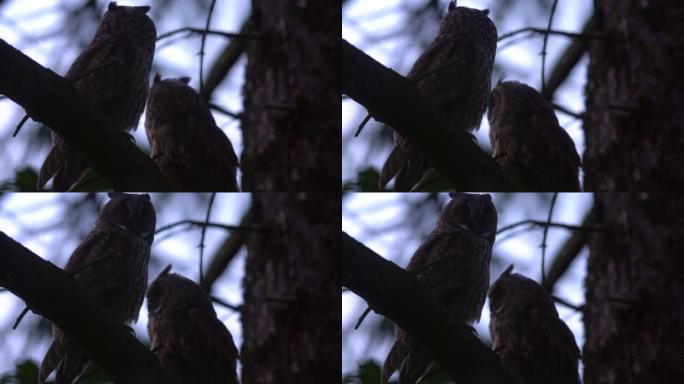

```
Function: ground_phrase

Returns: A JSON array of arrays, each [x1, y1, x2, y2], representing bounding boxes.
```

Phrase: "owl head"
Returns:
[[97, 193, 156, 241], [438, 1, 497, 42], [96, 2, 156, 47], [489, 265, 557, 317], [147, 265, 216, 318], [146, 74, 212, 125], [437, 193, 497, 244]]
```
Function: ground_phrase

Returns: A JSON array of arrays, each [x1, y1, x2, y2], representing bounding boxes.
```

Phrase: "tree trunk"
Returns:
[[241, 1, 341, 191], [583, 1, 684, 190], [241, 193, 340, 383], [584, 194, 684, 383]]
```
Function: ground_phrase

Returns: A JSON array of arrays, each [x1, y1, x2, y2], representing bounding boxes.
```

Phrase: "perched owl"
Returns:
[[489, 266, 580, 384], [39, 193, 156, 384], [487, 81, 581, 191], [379, 1, 497, 191], [382, 193, 498, 384], [145, 75, 239, 192], [38, 2, 156, 191], [147, 265, 239, 384]]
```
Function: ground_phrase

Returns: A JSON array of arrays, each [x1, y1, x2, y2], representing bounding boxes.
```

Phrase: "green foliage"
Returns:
[[0, 360, 38, 384], [342, 359, 384, 384], [343, 167, 381, 192], [0, 168, 38, 192], [0, 360, 112, 384]]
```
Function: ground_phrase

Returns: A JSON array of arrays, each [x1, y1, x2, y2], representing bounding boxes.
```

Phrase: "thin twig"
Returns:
[[199, 193, 217, 288], [156, 27, 259, 41], [12, 114, 30, 137], [209, 103, 243, 119], [210, 295, 242, 312], [354, 113, 372, 137], [541, 193, 559, 287], [155, 220, 261, 234], [199, 0, 219, 96], [496, 220, 599, 235], [498, 27, 599, 42], [552, 295, 584, 312], [541, 0, 560, 95], [552, 103, 584, 119]]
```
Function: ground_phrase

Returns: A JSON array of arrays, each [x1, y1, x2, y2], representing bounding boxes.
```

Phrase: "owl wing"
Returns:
[[531, 113, 581, 191], [189, 115, 240, 191]]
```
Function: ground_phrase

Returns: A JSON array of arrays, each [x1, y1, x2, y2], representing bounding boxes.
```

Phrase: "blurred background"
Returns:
[[342, 192, 592, 382], [0, 0, 249, 190], [342, 0, 593, 191], [0, 193, 248, 380]]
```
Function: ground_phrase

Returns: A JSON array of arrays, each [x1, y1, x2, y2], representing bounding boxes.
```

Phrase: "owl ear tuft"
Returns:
[[108, 192, 124, 198], [159, 264, 173, 277], [140, 193, 151, 201], [502, 264, 515, 277], [481, 9, 490, 16], [136, 5, 151, 14], [448, 1, 456, 12], [153, 73, 162, 84], [179, 76, 191, 84], [108, 2, 118, 11]]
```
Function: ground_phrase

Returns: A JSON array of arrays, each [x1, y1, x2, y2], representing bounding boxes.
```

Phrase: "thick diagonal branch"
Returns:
[[0, 232, 173, 384], [342, 232, 515, 384], [0, 39, 171, 191], [342, 39, 513, 191]]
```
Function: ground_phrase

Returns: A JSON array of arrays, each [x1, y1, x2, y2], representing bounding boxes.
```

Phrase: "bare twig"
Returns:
[[541, 193, 559, 286], [209, 103, 242, 119], [201, 209, 252, 292], [199, 0, 218, 96], [552, 295, 584, 312], [496, 219, 600, 235], [155, 220, 260, 235], [498, 27, 599, 42], [156, 27, 259, 42], [541, 0, 560, 94], [210, 295, 242, 311], [198, 193, 217, 287], [11, 113, 29, 137], [543, 209, 594, 292]]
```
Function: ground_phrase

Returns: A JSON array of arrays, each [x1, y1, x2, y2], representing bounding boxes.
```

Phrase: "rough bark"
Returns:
[[241, 193, 340, 383], [0, 39, 171, 191], [241, 1, 341, 191], [584, 194, 684, 383], [583, 1, 684, 190], [0, 232, 173, 384], [342, 232, 515, 384], [342, 40, 514, 191]]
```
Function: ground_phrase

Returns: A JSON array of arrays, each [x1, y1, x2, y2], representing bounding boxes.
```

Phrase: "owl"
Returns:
[[487, 80, 581, 191], [37, 2, 156, 191], [145, 75, 239, 192], [382, 193, 498, 384], [39, 193, 156, 384], [489, 266, 580, 384], [379, 1, 497, 191], [147, 265, 239, 384]]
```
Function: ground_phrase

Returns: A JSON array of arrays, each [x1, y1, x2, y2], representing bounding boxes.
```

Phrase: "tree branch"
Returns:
[[0, 38, 172, 191], [201, 208, 252, 292], [0, 231, 173, 384], [542, 16, 595, 100], [201, 16, 253, 101], [342, 39, 514, 191], [543, 209, 594, 292], [342, 232, 515, 384]]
